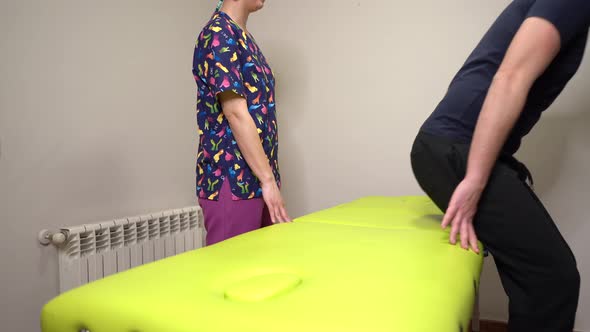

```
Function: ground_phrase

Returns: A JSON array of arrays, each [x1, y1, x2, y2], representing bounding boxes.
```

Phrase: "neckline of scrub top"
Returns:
[[216, 10, 257, 44]]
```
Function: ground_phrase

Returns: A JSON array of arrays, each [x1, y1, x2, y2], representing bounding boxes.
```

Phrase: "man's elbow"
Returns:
[[492, 68, 533, 92]]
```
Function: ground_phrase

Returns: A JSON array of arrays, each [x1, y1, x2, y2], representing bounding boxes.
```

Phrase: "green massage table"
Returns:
[[41, 196, 484, 332]]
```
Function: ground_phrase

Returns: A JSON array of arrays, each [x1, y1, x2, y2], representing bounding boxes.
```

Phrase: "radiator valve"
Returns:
[[38, 229, 67, 246]]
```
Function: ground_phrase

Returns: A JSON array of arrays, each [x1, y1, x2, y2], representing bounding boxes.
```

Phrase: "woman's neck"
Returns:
[[220, 3, 250, 33]]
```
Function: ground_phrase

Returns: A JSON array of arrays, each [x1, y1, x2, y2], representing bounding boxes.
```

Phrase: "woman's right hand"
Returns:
[[261, 179, 291, 224], [218, 92, 291, 223]]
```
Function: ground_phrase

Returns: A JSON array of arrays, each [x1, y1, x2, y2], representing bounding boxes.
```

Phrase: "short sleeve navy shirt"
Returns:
[[421, 0, 590, 154]]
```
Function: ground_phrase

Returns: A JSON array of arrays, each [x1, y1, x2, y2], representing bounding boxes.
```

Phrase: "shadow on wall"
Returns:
[[516, 89, 590, 199], [263, 39, 311, 218], [516, 108, 590, 196], [515, 96, 590, 241], [480, 89, 590, 322], [481, 98, 590, 321]]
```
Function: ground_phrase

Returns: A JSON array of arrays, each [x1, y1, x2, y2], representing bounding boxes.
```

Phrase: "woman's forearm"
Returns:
[[221, 94, 274, 184]]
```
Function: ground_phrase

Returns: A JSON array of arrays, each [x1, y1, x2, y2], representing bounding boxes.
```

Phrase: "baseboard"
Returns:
[[475, 320, 584, 332], [477, 320, 507, 332]]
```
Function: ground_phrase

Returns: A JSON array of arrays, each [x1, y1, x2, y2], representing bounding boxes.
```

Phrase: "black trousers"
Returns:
[[410, 131, 580, 332]]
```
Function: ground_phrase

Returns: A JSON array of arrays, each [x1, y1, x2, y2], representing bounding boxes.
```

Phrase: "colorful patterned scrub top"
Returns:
[[192, 11, 280, 201]]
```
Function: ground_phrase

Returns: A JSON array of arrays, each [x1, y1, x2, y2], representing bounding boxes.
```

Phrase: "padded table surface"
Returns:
[[41, 196, 483, 332]]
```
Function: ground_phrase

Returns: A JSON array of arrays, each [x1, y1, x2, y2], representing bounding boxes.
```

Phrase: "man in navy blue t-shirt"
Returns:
[[411, 0, 590, 330]]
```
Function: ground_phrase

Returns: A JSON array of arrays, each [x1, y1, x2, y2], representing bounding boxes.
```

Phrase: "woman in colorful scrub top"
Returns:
[[192, 0, 291, 245]]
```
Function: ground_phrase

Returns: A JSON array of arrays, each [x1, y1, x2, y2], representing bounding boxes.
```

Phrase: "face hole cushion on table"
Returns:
[[41, 196, 483, 332]]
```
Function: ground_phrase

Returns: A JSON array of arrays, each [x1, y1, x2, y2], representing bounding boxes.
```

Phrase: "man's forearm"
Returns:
[[466, 72, 531, 187], [465, 17, 561, 188]]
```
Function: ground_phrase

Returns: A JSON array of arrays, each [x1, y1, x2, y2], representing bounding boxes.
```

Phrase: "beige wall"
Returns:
[[0, 0, 205, 330], [1, 0, 589, 331]]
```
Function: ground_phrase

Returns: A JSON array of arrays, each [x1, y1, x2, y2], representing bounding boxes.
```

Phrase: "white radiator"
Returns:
[[39, 206, 204, 293]]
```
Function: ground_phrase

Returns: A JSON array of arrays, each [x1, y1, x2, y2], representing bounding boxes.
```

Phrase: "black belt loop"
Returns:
[[518, 161, 534, 191], [501, 154, 534, 191]]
